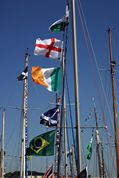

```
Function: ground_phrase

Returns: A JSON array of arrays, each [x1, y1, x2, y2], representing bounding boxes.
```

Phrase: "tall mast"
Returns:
[[64, 93, 68, 178], [57, 47, 66, 178], [93, 104, 102, 178], [20, 51, 29, 178], [71, 0, 81, 175], [0, 109, 5, 178], [108, 28, 119, 178], [100, 143, 105, 178]]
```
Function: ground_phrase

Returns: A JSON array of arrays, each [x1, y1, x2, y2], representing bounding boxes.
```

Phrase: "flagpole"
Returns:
[[20, 51, 29, 178], [71, 0, 81, 175], [57, 45, 66, 178]]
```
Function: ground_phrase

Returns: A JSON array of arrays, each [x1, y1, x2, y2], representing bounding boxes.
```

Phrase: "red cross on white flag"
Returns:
[[34, 37, 63, 59]]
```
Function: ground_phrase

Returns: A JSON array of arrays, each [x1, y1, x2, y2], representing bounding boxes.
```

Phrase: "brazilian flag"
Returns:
[[26, 130, 56, 156]]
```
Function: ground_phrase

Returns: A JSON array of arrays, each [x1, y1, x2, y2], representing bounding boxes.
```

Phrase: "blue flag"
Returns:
[[40, 107, 59, 127]]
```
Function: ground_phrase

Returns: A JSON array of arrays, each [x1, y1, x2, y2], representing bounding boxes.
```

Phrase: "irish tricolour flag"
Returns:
[[32, 66, 61, 92]]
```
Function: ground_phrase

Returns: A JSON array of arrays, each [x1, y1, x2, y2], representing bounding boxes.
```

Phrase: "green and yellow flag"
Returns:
[[26, 130, 56, 156]]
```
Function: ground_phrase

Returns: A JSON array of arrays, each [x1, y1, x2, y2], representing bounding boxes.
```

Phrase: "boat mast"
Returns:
[[100, 143, 105, 178], [108, 28, 119, 178], [93, 104, 102, 178], [0, 109, 5, 178], [20, 51, 29, 178], [70, 0, 81, 175], [64, 93, 68, 178]]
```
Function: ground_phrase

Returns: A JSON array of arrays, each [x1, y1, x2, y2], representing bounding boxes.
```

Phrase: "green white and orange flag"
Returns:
[[32, 66, 61, 92], [34, 37, 63, 59]]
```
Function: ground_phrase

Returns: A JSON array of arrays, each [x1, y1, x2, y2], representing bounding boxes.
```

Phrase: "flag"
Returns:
[[78, 167, 87, 178], [34, 37, 62, 59], [26, 130, 56, 156], [32, 66, 61, 92], [87, 137, 93, 160], [43, 165, 54, 178], [49, 4, 69, 32], [67, 149, 72, 157], [17, 66, 28, 81], [40, 107, 59, 127], [49, 18, 68, 32]]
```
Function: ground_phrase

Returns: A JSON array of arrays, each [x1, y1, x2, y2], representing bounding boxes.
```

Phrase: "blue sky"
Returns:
[[0, 0, 119, 176]]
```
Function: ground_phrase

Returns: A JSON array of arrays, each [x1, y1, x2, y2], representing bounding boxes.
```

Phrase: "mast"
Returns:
[[64, 93, 68, 178], [108, 28, 119, 178], [100, 143, 105, 178], [93, 104, 102, 178], [71, 0, 81, 175], [57, 47, 66, 177], [0, 109, 5, 178], [20, 51, 29, 178]]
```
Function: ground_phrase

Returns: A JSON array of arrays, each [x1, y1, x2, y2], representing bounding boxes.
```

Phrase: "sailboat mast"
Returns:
[[20, 52, 29, 178], [94, 105, 102, 178], [108, 28, 119, 178], [64, 93, 68, 178], [70, 0, 81, 174], [100, 143, 105, 178], [0, 109, 5, 178]]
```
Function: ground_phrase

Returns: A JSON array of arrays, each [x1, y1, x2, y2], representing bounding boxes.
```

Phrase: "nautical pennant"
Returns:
[[34, 37, 62, 59]]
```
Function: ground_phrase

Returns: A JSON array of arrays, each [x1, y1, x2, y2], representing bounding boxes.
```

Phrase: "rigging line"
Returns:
[[66, 74, 77, 164], [77, 0, 114, 130], [7, 106, 41, 110], [101, 112, 116, 169], [66, 119, 73, 177], [103, 143, 116, 177], [77, 0, 106, 112], [5, 108, 23, 174]]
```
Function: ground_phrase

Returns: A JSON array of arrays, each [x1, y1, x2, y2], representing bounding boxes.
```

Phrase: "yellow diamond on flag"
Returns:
[[30, 136, 49, 154]]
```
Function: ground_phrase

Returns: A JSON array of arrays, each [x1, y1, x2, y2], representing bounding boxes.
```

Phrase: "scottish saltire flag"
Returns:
[[32, 66, 61, 93], [34, 37, 62, 59], [40, 107, 59, 127], [43, 165, 54, 178], [17, 66, 28, 81], [87, 137, 93, 160], [26, 130, 56, 156]]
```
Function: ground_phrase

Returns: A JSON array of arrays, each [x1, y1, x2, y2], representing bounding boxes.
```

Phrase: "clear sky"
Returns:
[[0, 0, 119, 176]]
